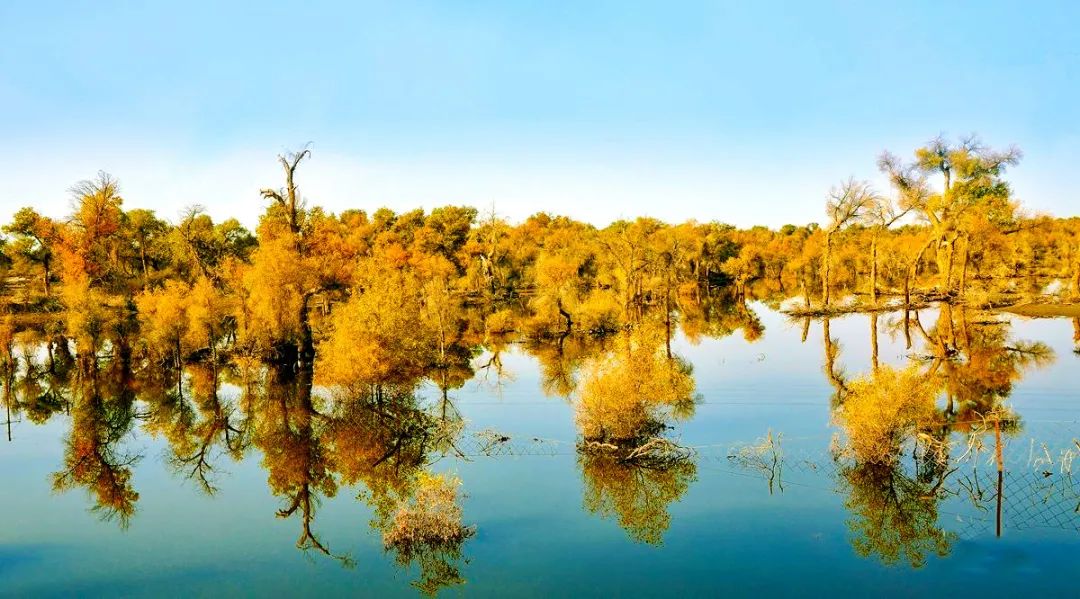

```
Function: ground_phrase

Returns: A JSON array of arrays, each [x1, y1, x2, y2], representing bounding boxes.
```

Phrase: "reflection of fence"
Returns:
[[991, 469, 1080, 533], [452, 424, 1080, 539], [713, 426, 1080, 541], [453, 431, 574, 458]]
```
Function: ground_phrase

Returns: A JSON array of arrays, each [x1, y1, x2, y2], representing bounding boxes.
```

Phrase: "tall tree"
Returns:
[[821, 179, 875, 308], [861, 179, 915, 304], [881, 136, 1021, 298], [260, 148, 311, 244], [67, 172, 127, 291]]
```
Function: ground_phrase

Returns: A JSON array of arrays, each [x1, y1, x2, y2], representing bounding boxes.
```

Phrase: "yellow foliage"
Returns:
[[60, 270, 115, 351], [135, 280, 191, 358], [242, 236, 316, 348], [383, 472, 469, 549], [315, 267, 436, 389], [382, 471, 473, 596], [574, 290, 622, 333], [575, 333, 695, 443], [185, 276, 233, 351], [484, 308, 517, 335], [580, 450, 695, 545], [833, 365, 939, 465]]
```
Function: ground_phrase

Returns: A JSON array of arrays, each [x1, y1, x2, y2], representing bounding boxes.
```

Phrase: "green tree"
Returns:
[[3, 207, 59, 297]]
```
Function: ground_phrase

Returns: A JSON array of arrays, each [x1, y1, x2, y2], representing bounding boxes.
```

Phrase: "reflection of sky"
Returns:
[[2, 305, 1080, 595]]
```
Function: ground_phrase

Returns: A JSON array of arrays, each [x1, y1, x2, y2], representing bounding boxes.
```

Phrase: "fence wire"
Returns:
[[449, 422, 1080, 539]]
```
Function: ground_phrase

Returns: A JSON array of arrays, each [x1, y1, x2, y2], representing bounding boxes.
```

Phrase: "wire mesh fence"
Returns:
[[448, 421, 1080, 539]]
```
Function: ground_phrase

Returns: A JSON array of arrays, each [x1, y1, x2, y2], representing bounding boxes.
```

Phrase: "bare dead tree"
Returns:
[[260, 146, 312, 241]]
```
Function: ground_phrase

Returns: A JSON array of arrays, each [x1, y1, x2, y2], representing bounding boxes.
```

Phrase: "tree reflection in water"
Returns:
[[579, 449, 696, 546], [826, 305, 1054, 566], [0, 285, 778, 576], [3, 285, 1077, 593], [382, 472, 475, 596], [52, 326, 140, 527], [572, 322, 702, 545]]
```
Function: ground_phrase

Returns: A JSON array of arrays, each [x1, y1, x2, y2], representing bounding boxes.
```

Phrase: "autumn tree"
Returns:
[[529, 217, 598, 334], [861, 182, 914, 303], [66, 172, 127, 291], [52, 339, 140, 527], [880, 136, 1022, 300], [172, 207, 255, 283], [575, 327, 696, 446], [125, 208, 171, 289], [463, 207, 513, 297], [832, 365, 938, 465], [315, 264, 439, 393], [821, 179, 876, 308], [242, 149, 351, 365], [382, 472, 474, 596], [3, 207, 60, 297], [579, 448, 696, 545]]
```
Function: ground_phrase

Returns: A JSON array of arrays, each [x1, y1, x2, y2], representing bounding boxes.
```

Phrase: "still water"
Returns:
[[2, 303, 1079, 597]]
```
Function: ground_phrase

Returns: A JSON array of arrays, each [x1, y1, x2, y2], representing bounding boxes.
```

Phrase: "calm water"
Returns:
[[3, 303, 1080, 597]]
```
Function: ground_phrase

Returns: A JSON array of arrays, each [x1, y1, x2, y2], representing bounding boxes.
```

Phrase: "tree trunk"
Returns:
[[959, 235, 970, 299], [994, 416, 1004, 538], [1073, 261, 1080, 300], [140, 244, 149, 289], [943, 233, 957, 294], [906, 236, 935, 307], [903, 308, 912, 350], [4, 377, 11, 441], [42, 257, 51, 298], [823, 317, 843, 394], [557, 298, 573, 333], [870, 313, 879, 371], [664, 284, 672, 360], [821, 232, 833, 308], [944, 303, 957, 349], [175, 335, 184, 402], [869, 233, 878, 304], [299, 292, 315, 368]]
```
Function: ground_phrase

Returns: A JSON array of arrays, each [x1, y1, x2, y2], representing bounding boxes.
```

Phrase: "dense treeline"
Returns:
[[1, 137, 1077, 366]]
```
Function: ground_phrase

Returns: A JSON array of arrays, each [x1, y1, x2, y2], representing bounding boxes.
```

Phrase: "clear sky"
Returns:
[[2, 1, 1078, 229]]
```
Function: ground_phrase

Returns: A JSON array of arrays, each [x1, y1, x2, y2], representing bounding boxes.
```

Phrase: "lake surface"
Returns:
[[2, 302, 1080, 597]]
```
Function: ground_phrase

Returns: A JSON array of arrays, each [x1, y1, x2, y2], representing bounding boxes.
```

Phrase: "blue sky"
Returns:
[[2, 1, 1078, 228]]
